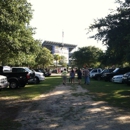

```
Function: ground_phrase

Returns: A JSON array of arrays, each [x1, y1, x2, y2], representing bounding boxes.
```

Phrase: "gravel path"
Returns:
[[16, 84, 130, 130]]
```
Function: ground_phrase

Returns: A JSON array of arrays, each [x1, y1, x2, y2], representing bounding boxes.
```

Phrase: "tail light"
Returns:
[[26, 74, 30, 79]]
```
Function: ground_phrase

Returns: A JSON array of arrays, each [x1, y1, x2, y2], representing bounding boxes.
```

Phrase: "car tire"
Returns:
[[9, 80, 18, 89]]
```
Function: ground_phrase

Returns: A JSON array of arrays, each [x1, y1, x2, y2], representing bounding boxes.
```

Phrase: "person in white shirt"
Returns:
[[61, 68, 67, 85]]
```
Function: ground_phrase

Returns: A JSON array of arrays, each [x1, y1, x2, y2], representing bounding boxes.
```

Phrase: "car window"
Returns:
[[98, 69, 101, 73], [12, 68, 25, 72], [92, 69, 97, 73], [102, 69, 107, 73], [24, 67, 32, 73], [113, 68, 119, 73], [109, 69, 114, 72]]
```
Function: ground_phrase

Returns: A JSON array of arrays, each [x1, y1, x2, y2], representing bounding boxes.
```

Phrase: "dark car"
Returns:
[[93, 68, 115, 80], [122, 72, 130, 84], [103, 67, 130, 81], [0, 66, 29, 89], [126, 74, 130, 85], [11, 67, 35, 83]]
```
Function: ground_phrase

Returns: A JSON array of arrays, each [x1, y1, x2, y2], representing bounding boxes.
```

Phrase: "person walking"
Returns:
[[77, 68, 82, 84], [83, 66, 90, 85], [61, 68, 68, 85], [70, 69, 75, 84]]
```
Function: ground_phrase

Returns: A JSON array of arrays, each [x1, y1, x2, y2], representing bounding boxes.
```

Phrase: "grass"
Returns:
[[0, 75, 130, 129], [0, 75, 130, 109], [0, 76, 62, 100], [82, 78, 130, 110]]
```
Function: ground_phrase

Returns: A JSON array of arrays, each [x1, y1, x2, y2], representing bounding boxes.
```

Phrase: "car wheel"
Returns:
[[35, 77, 40, 84], [9, 80, 18, 89]]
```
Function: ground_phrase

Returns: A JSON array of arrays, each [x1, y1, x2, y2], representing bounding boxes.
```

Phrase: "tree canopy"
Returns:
[[72, 46, 103, 68], [0, 0, 54, 68], [88, 0, 130, 66], [0, 0, 38, 65], [35, 47, 54, 68]]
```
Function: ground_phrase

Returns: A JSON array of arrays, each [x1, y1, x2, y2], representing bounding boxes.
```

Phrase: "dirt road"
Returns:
[[16, 84, 130, 130]]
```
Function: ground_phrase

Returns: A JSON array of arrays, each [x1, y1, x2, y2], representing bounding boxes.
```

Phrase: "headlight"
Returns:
[[0, 78, 7, 83]]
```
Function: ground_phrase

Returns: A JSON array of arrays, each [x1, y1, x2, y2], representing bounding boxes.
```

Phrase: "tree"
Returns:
[[2, 39, 41, 66], [35, 47, 54, 68], [59, 55, 67, 67], [72, 46, 103, 68], [0, 0, 37, 65], [53, 54, 61, 67], [53, 54, 61, 73], [88, 0, 130, 66]]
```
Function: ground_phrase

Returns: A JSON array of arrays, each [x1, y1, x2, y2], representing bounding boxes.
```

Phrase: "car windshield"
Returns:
[[102, 69, 108, 73], [113, 68, 119, 73], [25, 67, 32, 73]]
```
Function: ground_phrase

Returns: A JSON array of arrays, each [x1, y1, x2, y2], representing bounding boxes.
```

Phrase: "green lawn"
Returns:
[[0, 75, 130, 110], [82, 78, 130, 110], [0, 75, 62, 100]]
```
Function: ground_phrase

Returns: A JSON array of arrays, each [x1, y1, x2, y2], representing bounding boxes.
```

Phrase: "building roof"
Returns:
[[42, 40, 77, 52]]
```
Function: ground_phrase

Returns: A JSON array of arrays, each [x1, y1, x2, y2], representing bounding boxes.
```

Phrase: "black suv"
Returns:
[[11, 67, 35, 82], [93, 68, 114, 80], [103, 67, 130, 81]]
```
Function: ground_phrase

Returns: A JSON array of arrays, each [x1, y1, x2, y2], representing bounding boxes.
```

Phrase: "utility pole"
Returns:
[[61, 30, 64, 49]]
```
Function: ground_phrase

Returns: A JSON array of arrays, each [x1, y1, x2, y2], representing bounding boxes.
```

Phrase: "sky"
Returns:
[[29, 0, 118, 51]]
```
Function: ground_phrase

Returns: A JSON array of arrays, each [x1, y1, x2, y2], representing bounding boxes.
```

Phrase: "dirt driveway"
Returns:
[[16, 84, 130, 130]]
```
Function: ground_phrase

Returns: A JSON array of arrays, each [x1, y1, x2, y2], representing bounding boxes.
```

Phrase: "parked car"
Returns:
[[103, 67, 130, 81], [0, 75, 9, 90], [126, 74, 130, 85], [111, 74, 123, 83], [28, 70, 45, 84], [93, 68, 115, 80], [89, 68, 102, 78], [122, 72, 130, 84], [0, 66, 29, 89], [11, 67, 35, 83], [34, 69, 51, 77]]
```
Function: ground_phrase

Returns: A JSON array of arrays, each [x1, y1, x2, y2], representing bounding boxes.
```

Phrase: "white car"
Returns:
[[0, 75, 9, 90], [28, 70, 45, 84], [111, 74, 123, 83], [89, 68, 102, 78]]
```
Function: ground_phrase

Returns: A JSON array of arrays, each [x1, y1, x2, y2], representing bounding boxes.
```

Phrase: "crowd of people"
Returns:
[[61, 66, 90, 85]]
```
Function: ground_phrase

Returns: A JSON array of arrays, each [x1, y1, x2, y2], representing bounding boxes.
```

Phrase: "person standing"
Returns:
[[77, 68, 82, 84], [61, 68, 68, 85], [70, 69, 75, 84], [84, 66, 90, 85]]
